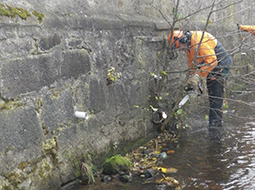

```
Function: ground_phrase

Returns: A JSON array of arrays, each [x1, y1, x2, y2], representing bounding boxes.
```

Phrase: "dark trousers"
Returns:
[[206, 77, 224, 125]]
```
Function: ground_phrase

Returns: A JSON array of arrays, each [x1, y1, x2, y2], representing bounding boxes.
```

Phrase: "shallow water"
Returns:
[[72, 92, 255, 190], [170, 92, 255, 190]]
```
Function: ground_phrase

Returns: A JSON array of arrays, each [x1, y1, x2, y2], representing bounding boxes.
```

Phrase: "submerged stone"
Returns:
[[118, 171, 132, 183]]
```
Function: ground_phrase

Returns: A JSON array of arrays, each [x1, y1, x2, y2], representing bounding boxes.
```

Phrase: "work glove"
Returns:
[[185, 74, 200, 92]]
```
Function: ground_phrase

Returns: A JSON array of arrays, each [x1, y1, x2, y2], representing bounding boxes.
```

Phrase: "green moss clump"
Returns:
[[42, 138, 56, 151], [2, 185, 12, 190], [0, 4, 12, 17], [18, 162, 29, 170], [103, 155, 131, 175], [32, 11, 45, 24], [38, 159, 52, 178], [0, 3, 44, 24], [0, 3, 31, 19], [6, 170, 27, 188], [6, 5, 32, 19]]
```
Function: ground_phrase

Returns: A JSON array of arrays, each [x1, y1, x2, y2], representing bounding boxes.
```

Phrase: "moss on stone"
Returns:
[[0, 4, 12, 17], [17, 162, 29, 170], [2, 185, 13, 190], [6, 169, 27, 188], [6, 4, 31, 19], [43, 138, 56, 151], [38, 159, 52, 178], [32, 11, 45, 24], [0, 4, 31, 19], [103, 155, 131, 175], [0, 100, 23, 111], [0, 3, 44, 24]]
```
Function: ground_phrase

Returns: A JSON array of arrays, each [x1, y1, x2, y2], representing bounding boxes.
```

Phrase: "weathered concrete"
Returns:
[[0, 0, 253, 189]]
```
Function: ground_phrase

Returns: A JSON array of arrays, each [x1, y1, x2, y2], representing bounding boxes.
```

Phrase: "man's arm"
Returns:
[[196, 41, 218, 78], [239, 25, 255, 36]]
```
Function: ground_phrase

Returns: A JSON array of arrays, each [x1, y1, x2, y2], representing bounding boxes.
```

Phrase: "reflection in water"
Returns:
[[173, 93, 255, 190], [73, 93, 255, 190], [206, 126, 227, 189], [173, 124, 230, 190], [223, 121, 255, 190]]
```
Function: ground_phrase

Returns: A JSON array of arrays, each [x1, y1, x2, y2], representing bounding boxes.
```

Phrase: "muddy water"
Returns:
[[73, 92, 255, 190]]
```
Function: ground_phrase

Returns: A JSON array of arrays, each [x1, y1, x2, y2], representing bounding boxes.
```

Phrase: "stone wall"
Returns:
[[0, 0, 254, 189], [0, 1, 173, 190]]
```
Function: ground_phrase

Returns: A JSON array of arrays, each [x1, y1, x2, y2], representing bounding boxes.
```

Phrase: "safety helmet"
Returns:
[[167, 30, 184, 49], [167, 30, 184, 60]]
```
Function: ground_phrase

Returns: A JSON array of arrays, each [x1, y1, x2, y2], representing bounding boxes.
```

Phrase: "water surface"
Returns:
[[73, 92, 255, 190]]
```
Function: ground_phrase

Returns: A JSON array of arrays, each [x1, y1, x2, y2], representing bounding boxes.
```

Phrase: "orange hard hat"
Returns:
[[167, 30, 183, 49]]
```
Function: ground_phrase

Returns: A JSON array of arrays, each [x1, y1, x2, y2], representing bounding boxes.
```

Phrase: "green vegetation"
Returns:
[[67, 152, 96, 185], [103, 155, 131, 175], [106, 67, 121, 85], [81, 162, 95, 184], [0, 99, 23, 111], [32, 11, 45, 24], [0, 3, 44, 24]]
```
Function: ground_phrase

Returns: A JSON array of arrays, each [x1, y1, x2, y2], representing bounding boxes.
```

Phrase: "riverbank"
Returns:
[[70, 129, 182, 190]]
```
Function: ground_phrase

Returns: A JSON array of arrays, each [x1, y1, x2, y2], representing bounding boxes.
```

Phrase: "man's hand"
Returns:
[[185, 74, 199, 91]]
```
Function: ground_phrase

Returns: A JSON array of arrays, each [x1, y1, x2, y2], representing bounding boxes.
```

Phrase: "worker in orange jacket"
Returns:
[[168, 30, 233, 126], [237, 23, 255, 36]]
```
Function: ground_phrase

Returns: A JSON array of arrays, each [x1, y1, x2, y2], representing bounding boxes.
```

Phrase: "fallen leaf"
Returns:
[[167, 150, 175, 154], [158, 167, 178, 174]]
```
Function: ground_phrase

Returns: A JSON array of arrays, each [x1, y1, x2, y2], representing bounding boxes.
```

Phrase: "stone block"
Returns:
[[38, 34, 61, 51], [1, 49, 91, 99], [89, 77, 106, 113], [1, 55, 59, 99], [0, 107, 43, 174], [93, 17, 124, 30], [0, 36, 35, 58], [41, 88, 75, 133], [61, 49, 91, 79], [154, 21, 171, 31]]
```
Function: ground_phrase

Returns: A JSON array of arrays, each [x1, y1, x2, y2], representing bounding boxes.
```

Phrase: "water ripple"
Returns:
[[223, 122, 255, 190]]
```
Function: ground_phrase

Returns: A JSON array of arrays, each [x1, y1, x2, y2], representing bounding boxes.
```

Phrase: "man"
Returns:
[[168, 30, 233, 126]]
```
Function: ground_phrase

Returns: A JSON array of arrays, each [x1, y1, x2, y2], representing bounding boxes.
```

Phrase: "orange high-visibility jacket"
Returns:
[[187, 31, 218, 78], [239, 25, 255, 36]]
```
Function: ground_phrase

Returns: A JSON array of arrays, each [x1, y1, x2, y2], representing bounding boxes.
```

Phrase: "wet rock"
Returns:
[[118, 171, 132, 183], [101, 175, 112, 183], [158, 152, 167, 159], [140, 168, 155, 178], [103, 155, 131, 175]]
